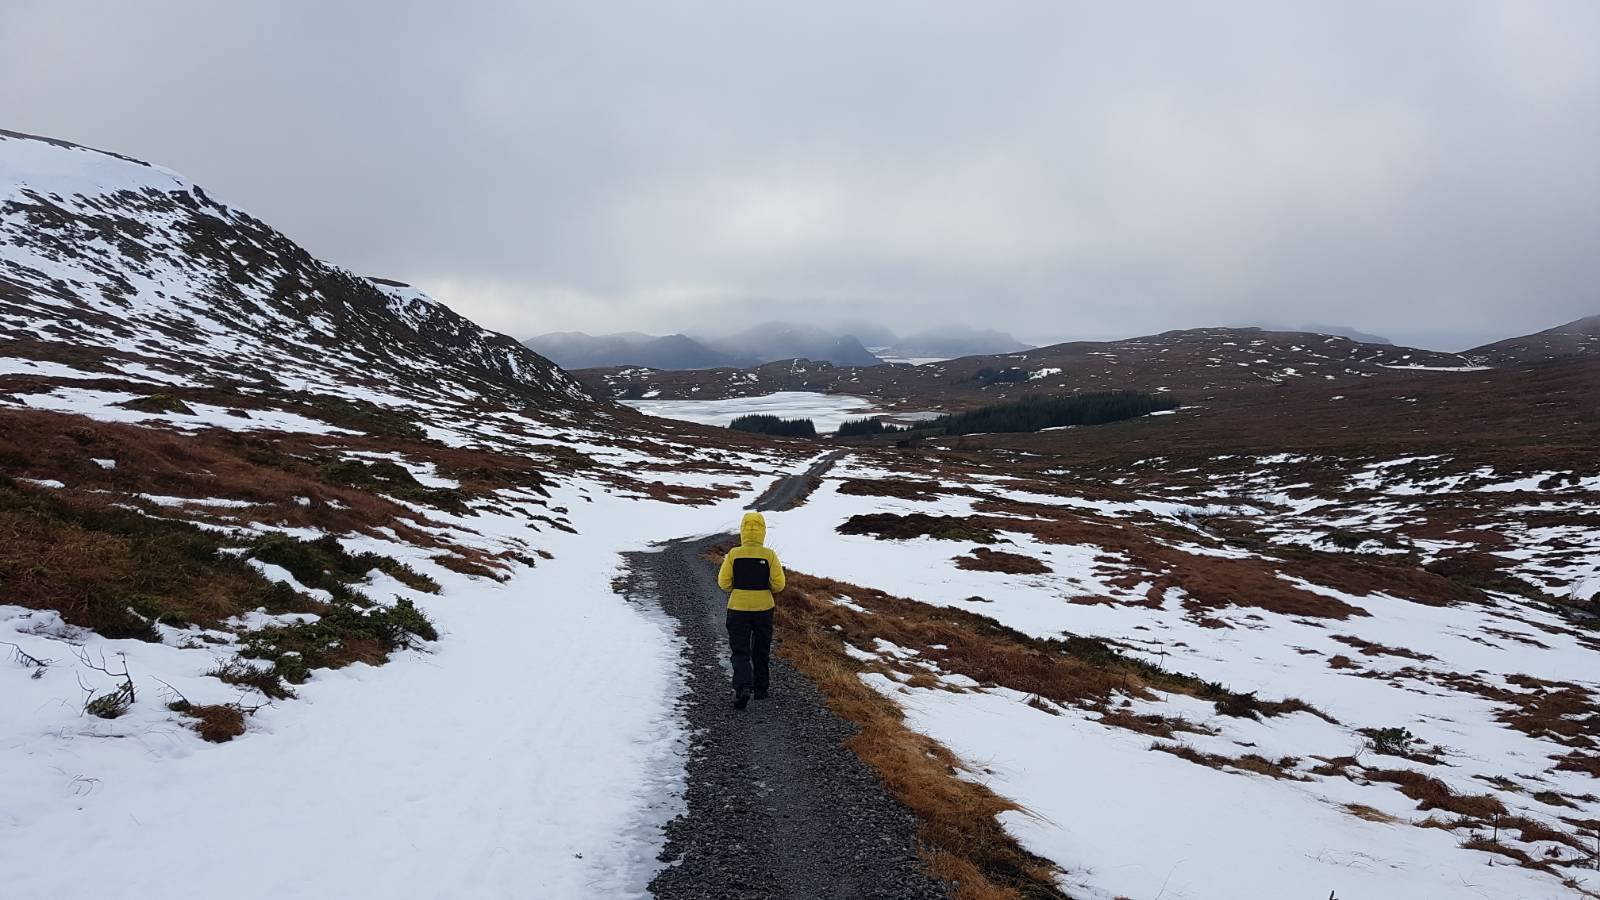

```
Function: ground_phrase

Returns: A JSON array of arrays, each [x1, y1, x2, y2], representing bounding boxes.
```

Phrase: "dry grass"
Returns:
[[630, 478, 741, 506], [770, 572, 1067, 899], [0, 407, 547, 640], [0, 475, 313, 638], [1330, 634, 1437, 661], [1343, 803, 1399, 823], [0, 407, 479, 551], [1460, 834, 1540, 867], [977, 492, 1488, 616], [1499, 815, 1591, 852], [837, 478, 949, 502], [1555, 752, 1600, 778], [739, 553, 1332, 897], [1499, 681, 1600, 749], [1365, 769, 1508, 822], [838, 512, 1000, 544], [1151, 742, 1306, 780], [183, 703, 247, 743], [955, 548, 1052, 575], [1097, 709, 1215, 739]]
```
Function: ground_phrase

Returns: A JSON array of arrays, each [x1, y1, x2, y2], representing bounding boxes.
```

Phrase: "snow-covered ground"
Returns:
[[0, 125, 820, 894], [872, 353, 951, 366], [7, 125, 1597, 900], [0, 457, 791, 899], [771, 455, 1600, 898]]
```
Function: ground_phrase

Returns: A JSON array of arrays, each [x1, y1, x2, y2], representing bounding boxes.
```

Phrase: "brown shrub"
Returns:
[[1499, 815, 1588, 851], [955, 548, 1051, 575], [757, 558, 1335, 897], [1151, 743, 1305, 780], [1330, 634, 1436, 661], [1097, 710, 1213, 739], [1554, 752, 1600, 778], [838, 478, 946, 502], [1156, 556, 1368, 621], [185, 704, 247, 743], [0, 477, 313, 638], [1365, 769, 1507, 822], [771, 579, 1065, 899], [837, 513, 1000, 544], [0, 408, 484, 554], [1496, 681, 1600, 747], [632, 478, 739, 506], [1534, 791, 1578, 809], [1343, 803, 1399, 823], [1310, 755, 1359, 777], [1459, 835, 1539, 867], [210, 660, 294, 700]]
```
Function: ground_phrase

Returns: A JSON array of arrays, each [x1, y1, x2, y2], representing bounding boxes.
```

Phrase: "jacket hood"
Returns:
[[739, 511, 766, 547]]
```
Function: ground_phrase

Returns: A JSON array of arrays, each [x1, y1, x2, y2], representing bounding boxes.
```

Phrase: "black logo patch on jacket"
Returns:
[[732, 556, 770, 591]]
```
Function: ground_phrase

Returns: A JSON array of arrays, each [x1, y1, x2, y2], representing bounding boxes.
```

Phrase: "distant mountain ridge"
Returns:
[[523, 331, 740, 371], [1467, 314, 1600, 366], [523, 324, 883, 370], [1252, 322, 1394, 345], [524, 322, 1030, 370], [582, 325, 1485, 404], [884, 324, 1031, 358], [701, 323, 882, 368]]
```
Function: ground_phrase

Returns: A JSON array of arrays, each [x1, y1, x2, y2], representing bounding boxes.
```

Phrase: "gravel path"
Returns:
[[747, 450, 844, 513], [628, 453, 948, 900]]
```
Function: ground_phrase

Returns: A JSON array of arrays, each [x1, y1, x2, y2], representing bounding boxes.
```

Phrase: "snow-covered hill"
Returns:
[[0, 128, 589, 413], [0, 128, 807, 898]]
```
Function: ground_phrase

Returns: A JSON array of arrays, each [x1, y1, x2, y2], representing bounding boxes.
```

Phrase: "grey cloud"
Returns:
[[4, 1, 1597, 349]]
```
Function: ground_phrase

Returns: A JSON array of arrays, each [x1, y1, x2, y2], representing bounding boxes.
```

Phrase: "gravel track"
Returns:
[[747, 451, 844, 513], [630, 453, 948, 900]]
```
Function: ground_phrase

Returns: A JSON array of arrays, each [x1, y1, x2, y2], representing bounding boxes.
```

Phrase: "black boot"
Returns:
[[734, 688, 753, 709], [754, 688, 768, 700]]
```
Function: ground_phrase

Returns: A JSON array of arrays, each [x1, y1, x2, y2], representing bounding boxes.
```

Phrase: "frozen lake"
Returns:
[[624, 391, 897, 433]]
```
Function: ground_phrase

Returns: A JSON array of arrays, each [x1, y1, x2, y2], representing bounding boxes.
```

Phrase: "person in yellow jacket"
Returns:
[[717, 511, 787, 709]]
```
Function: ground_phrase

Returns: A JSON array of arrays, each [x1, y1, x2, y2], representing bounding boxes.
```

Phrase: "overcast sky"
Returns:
[[5, 2, 1598, 349]]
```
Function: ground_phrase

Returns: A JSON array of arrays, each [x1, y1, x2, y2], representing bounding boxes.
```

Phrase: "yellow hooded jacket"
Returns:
[[718, 511, 786, 611]]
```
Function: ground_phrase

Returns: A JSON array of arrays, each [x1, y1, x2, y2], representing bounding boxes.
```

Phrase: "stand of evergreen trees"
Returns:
[[930, 391, 1178, 435], [728, 414, 817, 438], [968, 366, 1029, 385], [836, 417, 910, 437]]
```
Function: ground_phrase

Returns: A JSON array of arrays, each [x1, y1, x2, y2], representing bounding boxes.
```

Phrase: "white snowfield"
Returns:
[[624, 390, 893, 432], [772, 456, 1600, 899], [0, 454, 795, 899], [0, 127, 811, 899]]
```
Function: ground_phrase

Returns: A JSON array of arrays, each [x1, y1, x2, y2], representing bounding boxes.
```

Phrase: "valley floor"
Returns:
[[5, 436, 1599, 899]]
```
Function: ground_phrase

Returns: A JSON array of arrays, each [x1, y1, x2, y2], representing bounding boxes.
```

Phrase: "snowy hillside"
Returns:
[[0, 129, 589, 413], [769, 450, 1600, 898], [0, 128, 812, 897]]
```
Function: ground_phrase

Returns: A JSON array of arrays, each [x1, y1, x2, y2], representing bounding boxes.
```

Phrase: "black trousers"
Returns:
[[725, 608, 773, 694]]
